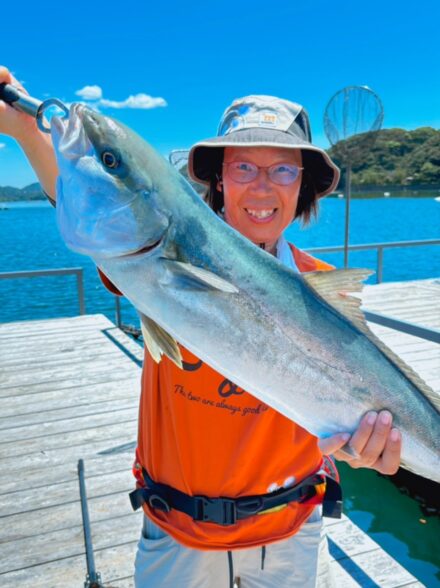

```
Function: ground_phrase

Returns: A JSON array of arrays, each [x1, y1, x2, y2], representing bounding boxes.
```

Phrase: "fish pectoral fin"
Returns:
[[139, 313, 183, 369], [165, 260, 239, 293], [302, 268, 374, 330]]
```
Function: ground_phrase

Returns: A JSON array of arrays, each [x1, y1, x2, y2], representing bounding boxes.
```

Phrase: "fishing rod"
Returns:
[[78, 459, 105, 588], [0, 82, 68, 132]]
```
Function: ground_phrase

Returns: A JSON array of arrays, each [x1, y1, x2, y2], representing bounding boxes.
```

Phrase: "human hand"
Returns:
[[0, 66, 39, 141], [318, 410, 402, 475]]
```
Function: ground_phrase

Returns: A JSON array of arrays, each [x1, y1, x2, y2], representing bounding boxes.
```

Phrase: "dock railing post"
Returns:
[[115, 296, 122, 328], [343, 165, 351, 268], [76, 269, 86, 315], [377, 247, 384, 283]]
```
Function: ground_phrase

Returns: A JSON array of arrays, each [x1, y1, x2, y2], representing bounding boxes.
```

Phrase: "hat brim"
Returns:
[[188, 127, 340, 198]]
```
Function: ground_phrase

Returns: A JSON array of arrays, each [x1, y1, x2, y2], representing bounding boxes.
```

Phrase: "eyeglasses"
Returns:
[[222, 161, 303, 186]]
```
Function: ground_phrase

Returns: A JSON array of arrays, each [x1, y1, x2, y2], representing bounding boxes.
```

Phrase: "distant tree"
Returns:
[[329, 127, 440, 187]]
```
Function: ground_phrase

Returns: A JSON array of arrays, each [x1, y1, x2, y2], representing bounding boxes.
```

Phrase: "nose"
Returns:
[[249, 168, 273, 191]]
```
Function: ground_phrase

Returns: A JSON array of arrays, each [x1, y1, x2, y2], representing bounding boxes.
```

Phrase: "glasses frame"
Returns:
[[222, 161, 304, 186]]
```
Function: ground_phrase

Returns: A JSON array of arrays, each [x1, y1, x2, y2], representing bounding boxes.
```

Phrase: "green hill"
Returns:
[[328, 127, 440, 187], [1, 127, 439, 199], [0, 182, 44, 202]]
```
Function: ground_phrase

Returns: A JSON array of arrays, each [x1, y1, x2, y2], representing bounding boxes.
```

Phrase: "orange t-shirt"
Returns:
[[100, 245, 335, 550]]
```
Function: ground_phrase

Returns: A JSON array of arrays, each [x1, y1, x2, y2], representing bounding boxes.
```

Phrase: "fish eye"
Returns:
[[101, 150, 120, 169]]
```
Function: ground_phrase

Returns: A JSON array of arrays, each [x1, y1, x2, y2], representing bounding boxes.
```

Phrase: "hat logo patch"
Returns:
[[218, 111, 245, 136], [259, 112, 278, 127]]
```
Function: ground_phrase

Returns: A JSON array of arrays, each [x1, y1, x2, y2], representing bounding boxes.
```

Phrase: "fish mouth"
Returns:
[[118, 236, 164, 258], [51, 104, 93, 160]]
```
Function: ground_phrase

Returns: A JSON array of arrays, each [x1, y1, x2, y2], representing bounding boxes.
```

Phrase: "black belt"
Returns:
[[129, 468, 342, 525]]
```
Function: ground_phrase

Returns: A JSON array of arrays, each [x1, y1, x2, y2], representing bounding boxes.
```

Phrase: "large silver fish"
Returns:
[[51, 105, 440, 482]]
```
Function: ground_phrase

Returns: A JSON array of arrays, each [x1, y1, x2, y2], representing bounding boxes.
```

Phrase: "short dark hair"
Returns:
[[202, 148, 319, 225]]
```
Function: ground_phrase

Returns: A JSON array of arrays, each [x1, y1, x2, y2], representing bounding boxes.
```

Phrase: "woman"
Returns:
[[0, 67, 402, 588]]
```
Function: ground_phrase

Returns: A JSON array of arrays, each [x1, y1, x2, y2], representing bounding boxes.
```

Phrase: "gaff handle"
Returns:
[[0, 82, 42, 117], [0, 83, 69, 133]]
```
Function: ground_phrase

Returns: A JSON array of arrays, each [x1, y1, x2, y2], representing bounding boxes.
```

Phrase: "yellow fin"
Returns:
[[139, 313, 183, 369], [302, 269, 439, 410], [302, 268, 374, 330]]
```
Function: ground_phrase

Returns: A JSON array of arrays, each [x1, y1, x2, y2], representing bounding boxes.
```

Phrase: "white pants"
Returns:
[[134, 508, 334, 588]]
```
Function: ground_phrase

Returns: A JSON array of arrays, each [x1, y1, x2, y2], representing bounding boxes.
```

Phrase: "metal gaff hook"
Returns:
[[36, 98, 69, 133], [0, 82, 69, 133]]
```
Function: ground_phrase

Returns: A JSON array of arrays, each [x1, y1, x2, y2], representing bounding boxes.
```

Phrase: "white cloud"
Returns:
[[72, 86, 167, 110], [99, 93, 167, 110], [75, 85, 103, 100]]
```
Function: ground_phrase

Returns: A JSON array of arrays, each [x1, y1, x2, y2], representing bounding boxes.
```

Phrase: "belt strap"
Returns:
[[129, 468, 342, 525]]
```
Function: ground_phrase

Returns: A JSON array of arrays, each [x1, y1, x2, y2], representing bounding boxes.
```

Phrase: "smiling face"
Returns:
[[221, 146, 302, 254]]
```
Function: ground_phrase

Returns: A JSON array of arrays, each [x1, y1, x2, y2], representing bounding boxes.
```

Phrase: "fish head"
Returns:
[[51, 104, 170, 260]]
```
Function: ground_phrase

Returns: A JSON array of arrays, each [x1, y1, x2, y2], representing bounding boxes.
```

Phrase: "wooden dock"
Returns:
[[1, 278, 438, 587]]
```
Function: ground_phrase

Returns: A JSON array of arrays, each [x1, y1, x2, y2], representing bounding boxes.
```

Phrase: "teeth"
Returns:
[[246, 208, 275, 219]]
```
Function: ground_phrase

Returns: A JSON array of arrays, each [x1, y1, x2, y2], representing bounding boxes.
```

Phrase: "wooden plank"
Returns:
[[0, 541, 138, 587], [0, 373, 140, 401], [325, 516, 421, 587], [107, 578, 134, 588], [0, 406, 138, 444], [0, 313, 113, 334], [0, 382, 140, 419], [325, 517, 378, 559], [0, 485, 137, 542], [0, 468, 135, 517], [0, 357, 139, 388], [0, 330, 142, 360], [0, 397, 138, 432], [0, 450, 135, 495], [332, 548, 420, 588], [0, 420, 138, 460], [0, 434, 136, 474], [0, 512, 142, 574], [1, 344, 126, 370]]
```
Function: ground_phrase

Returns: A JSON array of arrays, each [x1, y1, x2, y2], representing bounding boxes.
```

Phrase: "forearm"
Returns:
[[17, 130, 59, 200], [0, 66, 59, 200]]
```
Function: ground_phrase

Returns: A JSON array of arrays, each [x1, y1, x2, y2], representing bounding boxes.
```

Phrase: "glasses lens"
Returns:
[[268, 164, 300, 185], [226, 162, 258, 183]]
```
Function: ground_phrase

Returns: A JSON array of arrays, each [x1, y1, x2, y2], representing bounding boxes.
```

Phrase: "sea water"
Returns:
[[0, 196, 439, 584]]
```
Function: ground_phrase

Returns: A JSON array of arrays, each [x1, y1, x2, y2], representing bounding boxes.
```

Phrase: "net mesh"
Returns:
[[324, 86, 384, 165]]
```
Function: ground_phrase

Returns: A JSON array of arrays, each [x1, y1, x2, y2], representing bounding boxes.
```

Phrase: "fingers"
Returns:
[[0, 66, 13, 84], [331, 411, 402, 475], [349, 410, 392, 464], [0, 66, 25, 92], [0, 66, 35, 139], [318, 432, 350, 455], [375, 427, 401, 475]]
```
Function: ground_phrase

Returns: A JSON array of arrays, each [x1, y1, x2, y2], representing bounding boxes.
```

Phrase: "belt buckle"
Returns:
[[197, 496, 237, 525]]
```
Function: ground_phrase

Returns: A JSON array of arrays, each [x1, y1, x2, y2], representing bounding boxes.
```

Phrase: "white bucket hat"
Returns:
[[188, 95, 340, 198]]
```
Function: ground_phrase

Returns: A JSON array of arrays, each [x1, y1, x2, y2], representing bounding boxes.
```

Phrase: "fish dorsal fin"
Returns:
[[302, 269, 439, 411], [302, 269, 374, 332], [165, 260, 239, 293], [139, 312, 183, 369]]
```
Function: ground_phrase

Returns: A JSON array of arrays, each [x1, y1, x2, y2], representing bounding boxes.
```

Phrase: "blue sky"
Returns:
[[1, 0, 439, 187]]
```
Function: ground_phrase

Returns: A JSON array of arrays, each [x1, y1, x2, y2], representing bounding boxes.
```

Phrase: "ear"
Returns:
[[215, 173, 223, 192]]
